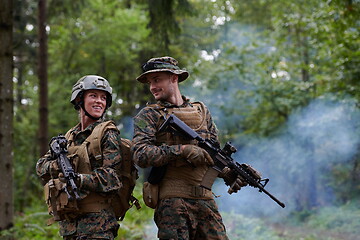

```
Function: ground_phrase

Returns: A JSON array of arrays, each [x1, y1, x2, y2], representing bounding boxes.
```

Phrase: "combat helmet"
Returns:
[[71, 75, 112, 119]]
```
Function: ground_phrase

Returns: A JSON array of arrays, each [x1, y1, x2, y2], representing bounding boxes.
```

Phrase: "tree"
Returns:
[[12, 0, 41, 212], [0, 0, 14, 230], [180, 0, 360, 211], [146, 0, 193, 53], [37, 0, 48, 155]]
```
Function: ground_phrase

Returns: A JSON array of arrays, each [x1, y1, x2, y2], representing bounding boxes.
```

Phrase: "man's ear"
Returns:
[[171, 73, 179, 83]]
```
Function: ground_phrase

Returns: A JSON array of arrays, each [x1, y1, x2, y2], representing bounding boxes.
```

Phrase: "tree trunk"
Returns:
[[0, 0, 14, 230], [38, 0, 48, 155]]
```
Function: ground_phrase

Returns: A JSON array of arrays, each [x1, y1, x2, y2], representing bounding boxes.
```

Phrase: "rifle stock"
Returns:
[[159, 114, 285, 208]]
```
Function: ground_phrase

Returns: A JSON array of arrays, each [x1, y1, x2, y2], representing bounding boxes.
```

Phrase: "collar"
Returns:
[[70, 120, 103, 135], [157, 95, 190, 108]]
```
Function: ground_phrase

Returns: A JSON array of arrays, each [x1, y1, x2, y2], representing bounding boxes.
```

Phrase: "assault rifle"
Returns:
[[159, 114, 285, 208], [49, 135, 80, 201]]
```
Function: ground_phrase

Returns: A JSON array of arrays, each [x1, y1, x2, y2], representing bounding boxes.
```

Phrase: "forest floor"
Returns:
[[272, 223, 360, 240]]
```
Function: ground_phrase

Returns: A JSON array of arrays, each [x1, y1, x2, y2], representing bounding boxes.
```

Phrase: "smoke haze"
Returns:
[[209, 97, 360, 217]]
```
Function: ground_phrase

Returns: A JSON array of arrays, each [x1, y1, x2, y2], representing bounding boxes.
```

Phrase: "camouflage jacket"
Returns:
[[36, 120, 122, 236], [132, 96, 219, 168]]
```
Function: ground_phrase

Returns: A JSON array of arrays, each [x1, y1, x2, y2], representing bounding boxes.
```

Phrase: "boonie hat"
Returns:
[[136, 56, 189, 83]]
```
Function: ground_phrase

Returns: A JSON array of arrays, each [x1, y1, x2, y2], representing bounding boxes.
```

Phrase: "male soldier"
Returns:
[[132, 57, 246, 240], [36, 75, 122, 239]]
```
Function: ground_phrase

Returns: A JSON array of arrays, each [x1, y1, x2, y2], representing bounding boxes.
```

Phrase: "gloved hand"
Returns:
[[181, 145, 214, 167], [58, 172, 65, 182], [58, 172, 81, 187], [49, 160, 61, 178], [219, 167, 247, 194]]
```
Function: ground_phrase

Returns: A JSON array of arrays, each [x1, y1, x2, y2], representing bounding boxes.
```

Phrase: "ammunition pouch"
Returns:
[[44, 179, 114, 224], [44, 179, 79, 224], [142, 181, 159, 209]]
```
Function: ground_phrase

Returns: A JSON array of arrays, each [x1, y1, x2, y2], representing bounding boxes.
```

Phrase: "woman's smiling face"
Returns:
[[83, 89, 107, 119]]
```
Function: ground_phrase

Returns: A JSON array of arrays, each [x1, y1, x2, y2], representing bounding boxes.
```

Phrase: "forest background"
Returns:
[[0, 0, 360, 239]]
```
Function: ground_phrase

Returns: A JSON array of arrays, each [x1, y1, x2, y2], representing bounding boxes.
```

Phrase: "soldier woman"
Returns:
[[36, 75, 122, 239]]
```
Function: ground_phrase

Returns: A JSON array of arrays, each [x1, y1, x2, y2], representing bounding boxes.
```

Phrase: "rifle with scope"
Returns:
[[159, 114, 285, 208]]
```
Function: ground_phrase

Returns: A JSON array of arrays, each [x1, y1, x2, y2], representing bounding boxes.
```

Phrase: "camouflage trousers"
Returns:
[[62, 230, 115, 240], [154, 198, 229, 240], [59, 209, 119, 240]]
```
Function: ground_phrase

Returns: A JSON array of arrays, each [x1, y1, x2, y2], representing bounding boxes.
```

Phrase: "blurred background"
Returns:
[[0, 0, 359, 239]]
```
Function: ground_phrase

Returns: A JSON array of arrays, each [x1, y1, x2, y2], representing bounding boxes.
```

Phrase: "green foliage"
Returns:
[[0, 203, 59, 240], [222, 212, 282, 240], [13, 74, 43, 212], [8, 0, 360, 237], [182, 0, 360, 212], [1, 183, 154, 240], [47, 0, 150, 122], [306, 202, 360, 235], [3, 199, 360, 240], [202, 0, 360, 137], [222, 203, 360, 240], [328, 160, 360, 202], [147, 0, 192, 50]]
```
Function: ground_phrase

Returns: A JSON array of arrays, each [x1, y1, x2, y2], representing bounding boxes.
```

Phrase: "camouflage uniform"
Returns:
[[132, 96, 229, 240], [36, 120, 122, 239]]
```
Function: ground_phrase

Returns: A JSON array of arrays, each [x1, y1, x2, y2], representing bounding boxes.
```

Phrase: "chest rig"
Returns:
[[65, 121, 140, 221], [150, 102, 214, 200], [153, 101, 211, 146], [65, 122, 118, 174], [44, 121, 121, 225], [64, 121, 119, 214]]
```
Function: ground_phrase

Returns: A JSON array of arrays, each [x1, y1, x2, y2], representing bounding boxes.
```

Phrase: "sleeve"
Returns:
[[79, 128, 123, 193], [204, 104, 219, 144], [36, 151, 59, 184], [131, 107, 182, 168]]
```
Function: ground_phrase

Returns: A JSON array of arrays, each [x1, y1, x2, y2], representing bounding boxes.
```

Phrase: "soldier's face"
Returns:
[[82, 89, 107, 119], [147, 72, 177, 101]]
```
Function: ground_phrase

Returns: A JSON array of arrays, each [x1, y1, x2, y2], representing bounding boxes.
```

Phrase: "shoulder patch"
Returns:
[[135, 117, 148, 129]]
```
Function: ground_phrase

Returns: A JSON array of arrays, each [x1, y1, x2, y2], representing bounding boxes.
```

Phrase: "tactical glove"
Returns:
[[49, 160, 61, 178], [181, 145, 214, 167], [58, 172, 82, 187], [219, 167, 247, 194]]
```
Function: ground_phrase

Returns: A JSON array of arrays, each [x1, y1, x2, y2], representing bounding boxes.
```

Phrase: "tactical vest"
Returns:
[[151, 102, 214, 200], [44, 121, 139, 223], [64, 121, 118, 215]]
